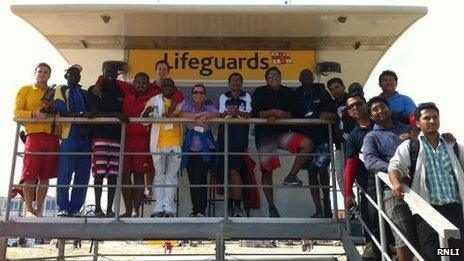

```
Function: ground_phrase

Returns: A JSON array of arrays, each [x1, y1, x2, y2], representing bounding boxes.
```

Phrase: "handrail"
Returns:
[[376, 172, 460, 261], [13, 116, 334, 125], [377, 172, 460, 240]]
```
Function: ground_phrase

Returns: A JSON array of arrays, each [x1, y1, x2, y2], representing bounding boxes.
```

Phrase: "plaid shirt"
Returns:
[[421, 136, 461, 205]]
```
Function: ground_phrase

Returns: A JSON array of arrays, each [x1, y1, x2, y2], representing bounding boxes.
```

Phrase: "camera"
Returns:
[[40, 84, 58, 115], [40, 106, 57, 115]]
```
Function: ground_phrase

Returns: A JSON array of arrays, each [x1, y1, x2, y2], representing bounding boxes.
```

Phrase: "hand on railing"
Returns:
[[117, 113, 129, 124], [391, 182, 404, 199], [32, 108, 49, 119], [83, 111, 97, 119]]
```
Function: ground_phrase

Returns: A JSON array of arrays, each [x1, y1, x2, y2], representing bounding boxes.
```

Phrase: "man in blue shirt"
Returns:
[[378, 70, 416, 125], [53, 64, 92, 217], [362, 96, 414, 261]]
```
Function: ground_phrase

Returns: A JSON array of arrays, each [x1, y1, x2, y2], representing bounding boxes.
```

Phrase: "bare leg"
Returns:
[[229, 170, 243, 200], [94, 175, 104, 213], [106, 175, 117, 215], [121, 172, 133, 217], [288, 138, 313, 176], [308, 171, 322, 216], [261, 169, 274, 206], [319, 167, 332, 218], [132, 172, 145, 216], [145, 171, 155, 197], [35, 179, 49, 217], [22, 180, 36, 215]]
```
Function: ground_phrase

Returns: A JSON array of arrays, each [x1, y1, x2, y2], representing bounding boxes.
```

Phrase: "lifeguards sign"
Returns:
[[128, 50, 316, 81]]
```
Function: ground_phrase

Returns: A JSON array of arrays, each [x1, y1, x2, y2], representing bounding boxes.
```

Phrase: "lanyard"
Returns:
[[302, 88, 315, 117]]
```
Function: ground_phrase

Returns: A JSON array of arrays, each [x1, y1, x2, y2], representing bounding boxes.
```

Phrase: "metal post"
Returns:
[[439, 236, 450, 261], [215, 236, 225, 261], [328, 124, 339, 221], [223, 123, 229, 219], [93, 240, 99, 261], [0, 238, 7, 261], [340, 143, 351, 234], [114, 123, 126, 220], [5, 123, 21, 221], [57, 239, 65, 261], [375, 175, 388, 261]]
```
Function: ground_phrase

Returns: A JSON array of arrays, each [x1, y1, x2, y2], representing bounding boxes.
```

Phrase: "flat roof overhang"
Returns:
[[10, 4, 427, 86], [11, 4, 427, 50]]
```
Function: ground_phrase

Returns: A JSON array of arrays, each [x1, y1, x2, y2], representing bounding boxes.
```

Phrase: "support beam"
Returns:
[[0, 237, 7, 261], [93, 240, 99, 261], [57, 239, 65, 261]]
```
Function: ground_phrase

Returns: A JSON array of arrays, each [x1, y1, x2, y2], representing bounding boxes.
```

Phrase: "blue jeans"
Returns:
[[56, 130, 91, 214]]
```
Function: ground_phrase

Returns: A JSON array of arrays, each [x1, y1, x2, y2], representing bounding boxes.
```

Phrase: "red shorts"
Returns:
[[123, 135, 154, 173], [92, 138, 121, 177], [22, 133, 59, 182], [256, 132, 306, 172]]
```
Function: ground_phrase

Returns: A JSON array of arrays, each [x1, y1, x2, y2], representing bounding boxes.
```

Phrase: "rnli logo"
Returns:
[[271, 52, 293, 65]]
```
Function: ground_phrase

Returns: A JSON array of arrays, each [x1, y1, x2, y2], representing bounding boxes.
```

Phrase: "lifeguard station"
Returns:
[[2, 3, 458, 261]]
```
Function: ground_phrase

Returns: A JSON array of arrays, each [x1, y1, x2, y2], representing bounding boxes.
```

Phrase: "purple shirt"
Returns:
[[181, 101, 219, 151]]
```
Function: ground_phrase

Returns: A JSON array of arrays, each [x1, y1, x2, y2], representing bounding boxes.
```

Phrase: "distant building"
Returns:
[[0, 196, 57, 217]]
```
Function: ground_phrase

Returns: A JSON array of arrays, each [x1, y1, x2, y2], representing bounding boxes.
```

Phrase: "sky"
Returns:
[[0, 0, 463, 197]]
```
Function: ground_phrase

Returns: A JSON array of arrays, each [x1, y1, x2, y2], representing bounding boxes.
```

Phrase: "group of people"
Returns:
[[14, 60, 464, 260], [342, 73, 464, 259]]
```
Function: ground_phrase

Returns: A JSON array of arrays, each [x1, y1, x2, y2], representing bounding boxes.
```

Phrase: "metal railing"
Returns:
[[2, 116, 344, 261], [348, 171, 461, 261]]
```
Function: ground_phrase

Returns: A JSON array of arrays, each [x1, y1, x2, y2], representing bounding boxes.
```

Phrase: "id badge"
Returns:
[[194, 126, 205, 133], [164, 123, 174, 130]]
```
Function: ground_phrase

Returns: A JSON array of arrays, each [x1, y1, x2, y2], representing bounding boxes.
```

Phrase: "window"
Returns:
[[10, 201, 19, 211], [45, 200, 56, 211]]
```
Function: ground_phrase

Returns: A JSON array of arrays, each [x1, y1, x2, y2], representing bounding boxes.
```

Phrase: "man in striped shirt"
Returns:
[[389, 102, 464, 260]]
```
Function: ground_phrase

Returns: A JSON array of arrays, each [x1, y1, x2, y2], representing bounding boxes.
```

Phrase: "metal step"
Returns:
[[0, 217, 341, 240]]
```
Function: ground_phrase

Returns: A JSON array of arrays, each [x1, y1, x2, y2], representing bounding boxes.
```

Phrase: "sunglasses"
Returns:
[[347, 101, 364, 110], [192, 91, 205, 95]]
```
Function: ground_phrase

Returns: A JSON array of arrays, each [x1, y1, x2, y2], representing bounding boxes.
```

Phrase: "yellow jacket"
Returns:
[[14, 84, 53, 135]]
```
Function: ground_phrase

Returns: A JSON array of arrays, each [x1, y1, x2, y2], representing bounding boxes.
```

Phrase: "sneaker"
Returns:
[[189, 212, 196, 217], [283, 175, 303, 186], [150, 211, 165, 218], [196, 212, 205, 217], [106, 211, 115, 218], [57, 210, 69, 217], [268, 205, 281, 218], [232, 207, 243, 217], [164, 212, 175, 217]]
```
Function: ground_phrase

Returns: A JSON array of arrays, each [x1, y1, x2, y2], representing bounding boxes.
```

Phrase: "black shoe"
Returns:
[[106, 211, 115, 218], [150, 211, 164, 218], [283, 175, 303, 186], [164, 211, 175, 217], [94, 210, 105, 218], [269, 205, 281, 218], [232, 207, 243, 217]]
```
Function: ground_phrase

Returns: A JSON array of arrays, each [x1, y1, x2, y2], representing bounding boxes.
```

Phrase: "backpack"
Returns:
[[405, 137, 461, 187]]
